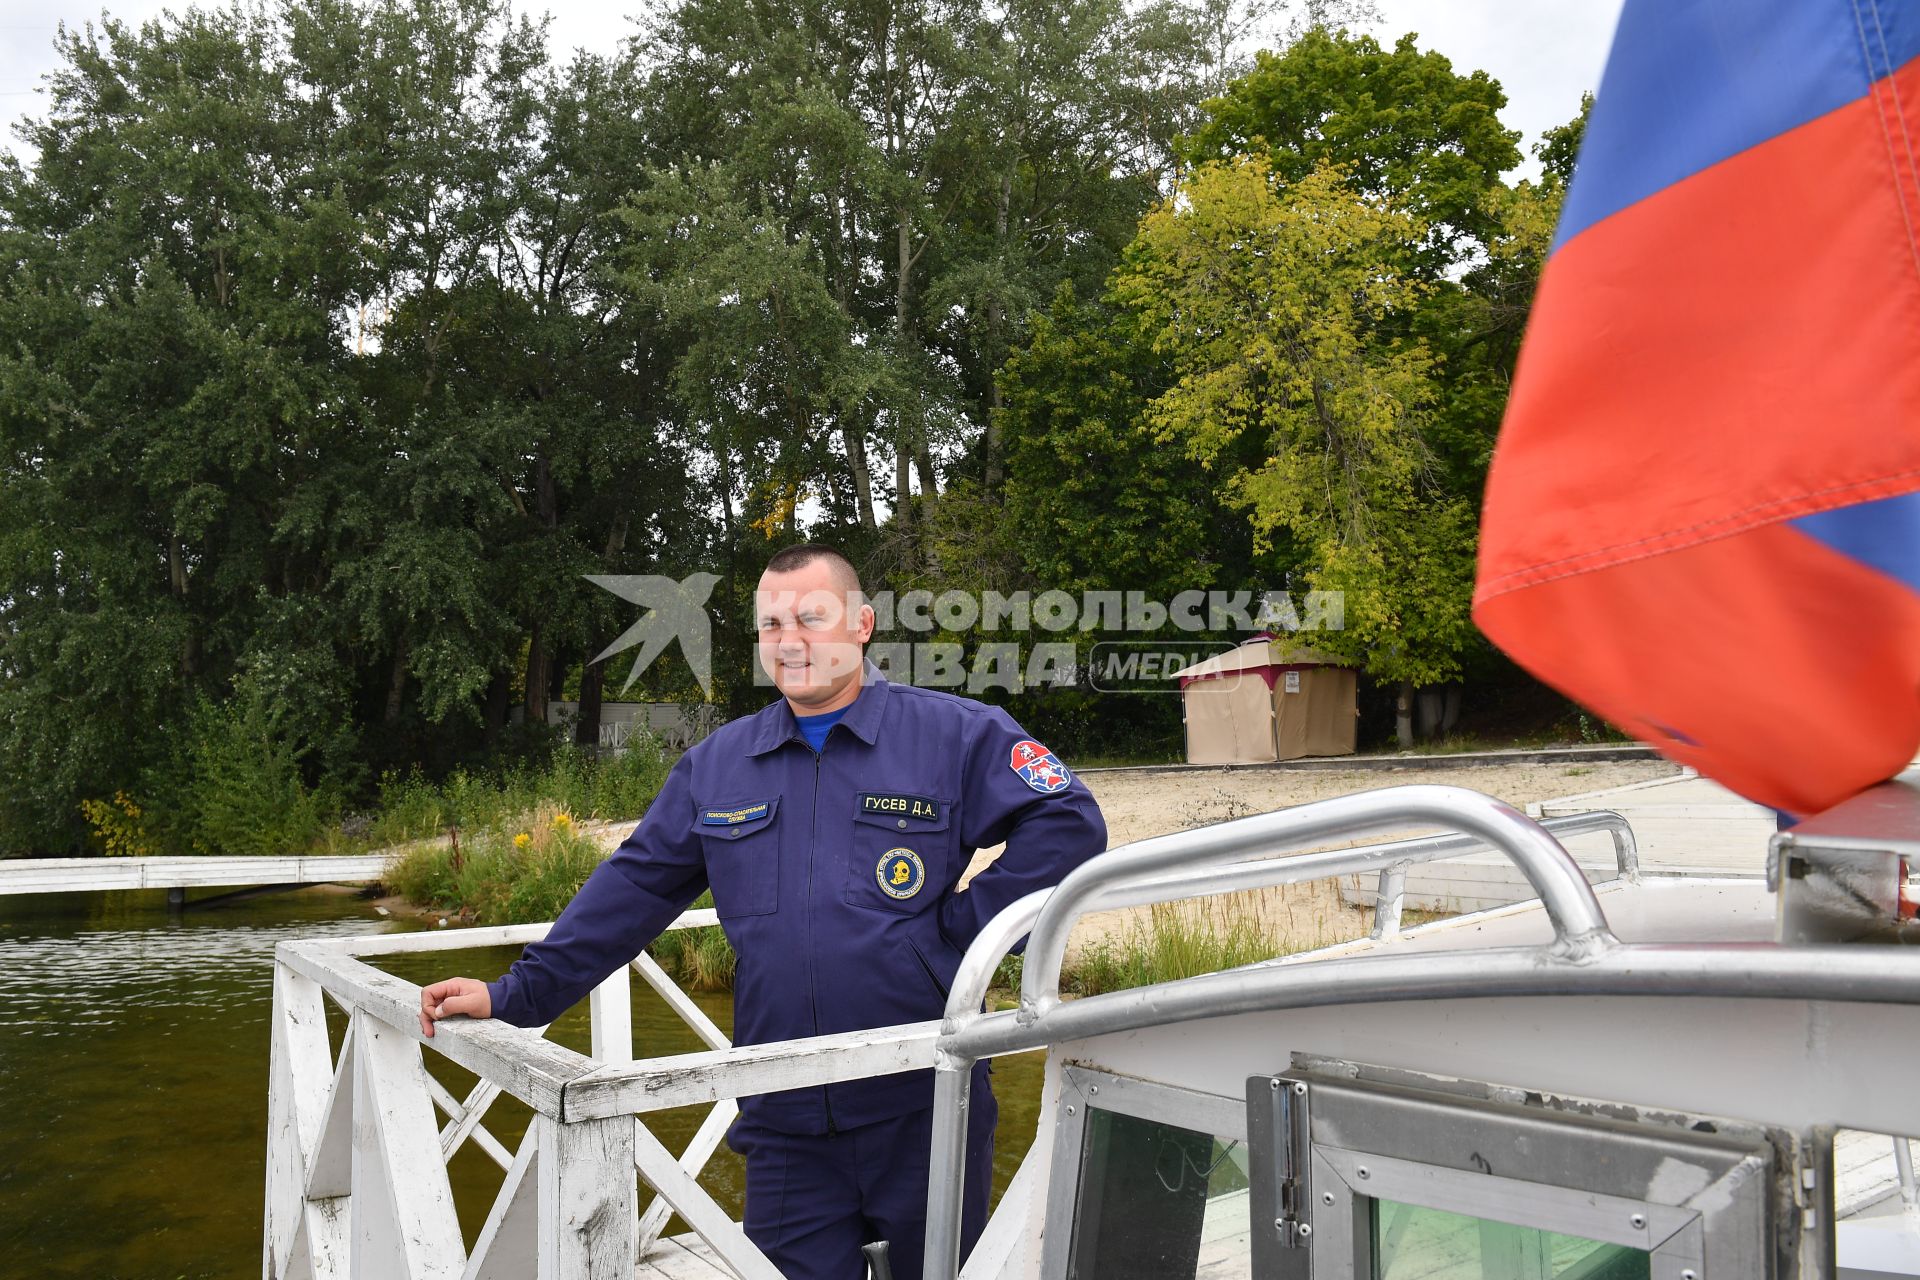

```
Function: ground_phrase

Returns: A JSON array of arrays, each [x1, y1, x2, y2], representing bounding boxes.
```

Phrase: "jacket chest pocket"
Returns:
[[695, 798, 780, 918], [844, 794, 955, 915]]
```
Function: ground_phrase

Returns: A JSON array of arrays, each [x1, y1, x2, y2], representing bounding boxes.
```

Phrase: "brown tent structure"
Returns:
[[1175, 637, 1358, 764]]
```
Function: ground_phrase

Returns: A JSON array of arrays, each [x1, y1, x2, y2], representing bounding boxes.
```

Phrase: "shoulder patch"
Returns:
[[1009, 739, 1071, 794]]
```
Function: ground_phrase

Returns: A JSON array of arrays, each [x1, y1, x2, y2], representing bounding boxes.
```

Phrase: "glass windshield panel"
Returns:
[[1370, 1198, 1652, 1280], [1067, 1108, 1251, 1279]]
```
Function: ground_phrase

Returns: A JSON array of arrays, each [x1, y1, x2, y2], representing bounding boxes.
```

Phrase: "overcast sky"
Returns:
[[3, 1, 1624, 172]]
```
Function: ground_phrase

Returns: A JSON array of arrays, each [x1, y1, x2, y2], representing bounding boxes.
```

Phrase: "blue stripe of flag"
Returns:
[[1554, 0, 1920, 251], [1792, 489, 1920, 595]]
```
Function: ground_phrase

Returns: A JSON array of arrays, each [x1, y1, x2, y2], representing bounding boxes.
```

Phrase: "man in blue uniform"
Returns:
[[420, 544, 1108, 1279]]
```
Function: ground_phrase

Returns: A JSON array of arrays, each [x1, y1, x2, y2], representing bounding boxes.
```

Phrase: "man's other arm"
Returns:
[[940, 708, 1107, 953]]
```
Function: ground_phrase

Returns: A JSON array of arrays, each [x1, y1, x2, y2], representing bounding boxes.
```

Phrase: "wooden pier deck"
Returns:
[[0, 853, 390, 896]]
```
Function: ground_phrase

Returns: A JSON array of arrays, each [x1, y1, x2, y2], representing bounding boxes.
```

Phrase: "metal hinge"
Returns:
[[1248, 1072, 1314, 1264]]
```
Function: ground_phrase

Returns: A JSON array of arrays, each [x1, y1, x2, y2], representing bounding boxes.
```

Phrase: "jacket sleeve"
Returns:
[[940, 707, 1108, 953], [486, 754, 709, 1027]]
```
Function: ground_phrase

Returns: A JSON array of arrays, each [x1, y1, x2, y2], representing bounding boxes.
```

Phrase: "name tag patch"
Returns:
[[858, 792, 942, 822], [702, 802, 771, 826]]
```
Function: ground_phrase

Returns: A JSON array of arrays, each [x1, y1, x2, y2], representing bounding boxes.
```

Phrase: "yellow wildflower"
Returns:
[[552, 812, 574, 831], [513, 832, 532, 850]]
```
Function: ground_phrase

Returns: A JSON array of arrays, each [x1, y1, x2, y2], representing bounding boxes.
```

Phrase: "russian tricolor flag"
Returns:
[[1475, 0, 1920, 816]]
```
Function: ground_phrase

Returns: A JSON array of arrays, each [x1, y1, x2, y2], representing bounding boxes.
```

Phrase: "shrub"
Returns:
[[387, 805, 603, 922], [134, 689, 334, 857], [367, 738, 672, 850], [78, 791, 154, 857], [650, 904, 736, 992]]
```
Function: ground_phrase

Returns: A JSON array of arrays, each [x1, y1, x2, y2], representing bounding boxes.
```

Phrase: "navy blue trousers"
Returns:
[[728, 1087, 999, 1280]]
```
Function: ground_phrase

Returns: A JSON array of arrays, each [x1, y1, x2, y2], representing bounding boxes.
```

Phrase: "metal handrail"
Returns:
[[1016, 785, 1614, 1023], [925, 784, 1621, 1280], [936, 806, 1635, 1042], [1367, 809, 1637, 938]]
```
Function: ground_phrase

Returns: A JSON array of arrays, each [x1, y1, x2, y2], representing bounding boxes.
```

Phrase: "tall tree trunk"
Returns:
[[716, 431, 737, 537], [482, 670, 510, 745], [894, 427, 914, 532], [524, 623, 551, 728], [983, 163, 1015, 493], [914, 439, 938, 500], [895, 209, 919, 533], [984, 378, 1006, 494], [844, 422, 877, 530], [577, 514, 630, 750], [383, 639, 409, 727], [576, 660, 605, 751], [826, 189, 877, 531], [168, 535, 199, 678], [1396, 680, 1415, 751]]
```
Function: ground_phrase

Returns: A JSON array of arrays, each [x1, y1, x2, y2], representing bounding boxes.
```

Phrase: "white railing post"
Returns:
[[265, 963, 349, 1280], [349, 1012, 464, 1280], [535, 1114, 639, 1279], [589, 965, 633, 1065]]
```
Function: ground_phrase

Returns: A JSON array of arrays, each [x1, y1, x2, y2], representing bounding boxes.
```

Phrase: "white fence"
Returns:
[[541, 702, 720, 753], [264, 914, 941, 1280]]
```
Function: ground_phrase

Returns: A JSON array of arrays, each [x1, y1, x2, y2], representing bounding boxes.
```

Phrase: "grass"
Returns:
[[649, 908, 737, 992], [385, 804, 609, 923], [1371, 719, 1641, 757], [1071, 749, 1187, 770], [1062, 896, 1313, 997], [367, 739, 673, 850], [385, 801, 737, 992]]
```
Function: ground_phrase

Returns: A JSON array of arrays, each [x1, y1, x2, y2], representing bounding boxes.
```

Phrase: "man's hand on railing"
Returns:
[[419, 977, 492, 1037]]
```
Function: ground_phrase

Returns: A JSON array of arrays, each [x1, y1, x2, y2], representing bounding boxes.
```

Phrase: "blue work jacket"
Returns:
[[487, 667, 1109, 1133]]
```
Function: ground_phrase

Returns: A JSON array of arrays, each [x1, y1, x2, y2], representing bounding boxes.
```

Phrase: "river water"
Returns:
[[0, 887, 1042, 1279]]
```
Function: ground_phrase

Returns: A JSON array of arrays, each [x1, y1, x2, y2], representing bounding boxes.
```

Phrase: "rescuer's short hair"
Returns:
[[763, 543, 863, 600]]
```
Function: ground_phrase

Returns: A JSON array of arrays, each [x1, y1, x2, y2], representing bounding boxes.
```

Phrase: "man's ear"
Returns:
[[857, 602, 876, 645]]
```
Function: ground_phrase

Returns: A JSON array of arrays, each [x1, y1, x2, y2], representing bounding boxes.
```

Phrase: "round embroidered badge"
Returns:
[[876, 848, 925, 900]]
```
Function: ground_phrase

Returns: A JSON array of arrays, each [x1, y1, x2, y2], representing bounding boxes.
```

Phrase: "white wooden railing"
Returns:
[[264, 912, 943, 1280]]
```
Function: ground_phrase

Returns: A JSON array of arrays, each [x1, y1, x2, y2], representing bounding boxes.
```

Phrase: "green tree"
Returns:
[[0, 1, 701, 852], [994, 284, 1240, 600], [1112, 158, 1477, 742], [0, 6, 350, 851], [634, 0, 1210, 556], [1180, 28, 1520, 273]]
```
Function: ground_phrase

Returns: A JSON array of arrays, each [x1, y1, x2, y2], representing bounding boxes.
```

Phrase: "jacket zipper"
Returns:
[[805, 744, 837, 1135]]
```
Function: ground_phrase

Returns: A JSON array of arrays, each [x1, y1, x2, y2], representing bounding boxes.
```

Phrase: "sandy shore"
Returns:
[[1079, 758, 1677, 848]]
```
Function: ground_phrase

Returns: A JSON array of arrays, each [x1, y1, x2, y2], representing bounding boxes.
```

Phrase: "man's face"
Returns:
[[755, 560, 875, 711]]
